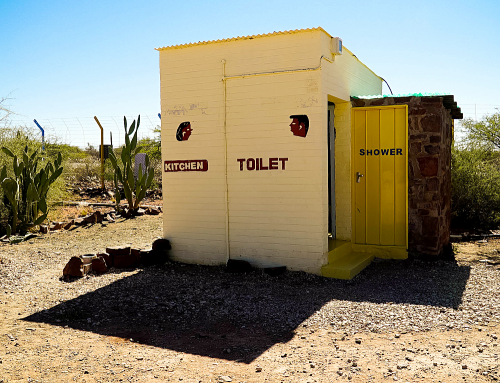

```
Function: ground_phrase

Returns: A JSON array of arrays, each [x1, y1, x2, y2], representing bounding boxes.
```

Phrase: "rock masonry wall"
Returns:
[[352, 96, 453, 257]]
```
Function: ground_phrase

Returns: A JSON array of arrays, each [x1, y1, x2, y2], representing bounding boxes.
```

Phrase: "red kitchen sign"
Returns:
[[164, 160, 208, 172]]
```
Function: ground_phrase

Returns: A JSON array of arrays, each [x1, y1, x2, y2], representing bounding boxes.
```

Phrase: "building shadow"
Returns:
[[24, 258, 471, 363]]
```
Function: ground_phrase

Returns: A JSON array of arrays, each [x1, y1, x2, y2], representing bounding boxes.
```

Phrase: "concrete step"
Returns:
[[321, 251, 375, 280], [327, 239, 352, 263]]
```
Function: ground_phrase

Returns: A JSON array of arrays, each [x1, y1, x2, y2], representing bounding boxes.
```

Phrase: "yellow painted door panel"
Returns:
[[352, 106, 408, 247]]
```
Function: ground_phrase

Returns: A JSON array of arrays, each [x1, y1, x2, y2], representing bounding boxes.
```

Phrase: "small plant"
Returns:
[[108, 115, 154, 214], [0, 145, 63, 236]]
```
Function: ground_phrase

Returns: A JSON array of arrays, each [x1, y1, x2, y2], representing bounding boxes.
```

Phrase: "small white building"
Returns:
[[157, 27, 400, 278]]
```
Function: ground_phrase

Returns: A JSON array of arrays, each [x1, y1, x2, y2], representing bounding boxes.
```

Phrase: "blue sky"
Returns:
[[1, 0, 499, 146]]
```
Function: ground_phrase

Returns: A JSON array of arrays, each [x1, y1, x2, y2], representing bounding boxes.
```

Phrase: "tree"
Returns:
[[452, 111, 500, 229], [462, 111, 500, 150]]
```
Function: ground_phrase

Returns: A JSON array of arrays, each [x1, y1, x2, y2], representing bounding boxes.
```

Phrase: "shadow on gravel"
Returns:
[[24, 258, 470, 363]]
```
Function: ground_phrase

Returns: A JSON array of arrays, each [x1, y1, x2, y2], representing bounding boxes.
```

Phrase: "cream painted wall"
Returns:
[[159, 28, 382, 273], [319, 33, 383, 241]]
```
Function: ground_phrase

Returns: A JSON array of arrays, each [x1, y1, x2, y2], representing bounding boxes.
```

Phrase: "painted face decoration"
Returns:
[[176, 122, 192, 141], [290, 115, 309, 137]]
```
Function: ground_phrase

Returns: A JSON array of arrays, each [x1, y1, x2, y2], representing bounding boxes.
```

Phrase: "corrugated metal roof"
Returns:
[[155, 27, 330, 51]]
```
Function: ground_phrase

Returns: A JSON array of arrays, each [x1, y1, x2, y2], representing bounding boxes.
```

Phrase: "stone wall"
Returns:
[[352, 96, 454, 257]]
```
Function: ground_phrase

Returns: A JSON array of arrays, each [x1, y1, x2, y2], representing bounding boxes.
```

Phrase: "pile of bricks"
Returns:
[[62, 238, 171, 279]]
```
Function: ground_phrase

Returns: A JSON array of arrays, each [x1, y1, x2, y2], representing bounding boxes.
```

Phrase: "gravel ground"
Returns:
[[1, 214, 500, 382]]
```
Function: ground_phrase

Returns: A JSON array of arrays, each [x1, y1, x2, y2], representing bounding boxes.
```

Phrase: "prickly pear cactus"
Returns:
[[0, 146, 63, 235]]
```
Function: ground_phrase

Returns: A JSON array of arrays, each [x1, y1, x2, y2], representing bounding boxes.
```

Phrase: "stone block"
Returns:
[[94, 211, 104, 223], [422, 216, 439, 238], [424, 145, 440, 155], [147, 207, 161, 215], [98, 252, 113, 268], [62, 220, 73, 230], [63, 256, 84, 277], [410, 142, 422, 155], [417, 157, 439, 177], [131, 248, 142, 263], [424, 177, 439, 192], [140, 249, 167, 267], [106, 246, 131, 256], [152, 238, 172, 252], [430, 135, 441, 144], [50, 222, 63, 231], [421, 115, 441, 133], [113, 252, 138, 269], [91, 256, 108, 274], [226, 259, 253, 273]]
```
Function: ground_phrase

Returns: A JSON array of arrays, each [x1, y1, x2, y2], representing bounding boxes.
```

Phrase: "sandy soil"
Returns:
[[1, 214, 499, 383]]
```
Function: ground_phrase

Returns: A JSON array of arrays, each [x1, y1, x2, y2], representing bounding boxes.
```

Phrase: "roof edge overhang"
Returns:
[[155, 27, 331, 51], [351, 94, 463, 119]]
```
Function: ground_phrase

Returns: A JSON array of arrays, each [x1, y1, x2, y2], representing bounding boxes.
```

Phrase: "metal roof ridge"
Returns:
[[155, 27, 331, 51]]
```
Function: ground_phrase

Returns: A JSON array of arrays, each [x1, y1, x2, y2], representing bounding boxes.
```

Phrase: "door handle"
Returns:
[[356, 172, 364, 183]]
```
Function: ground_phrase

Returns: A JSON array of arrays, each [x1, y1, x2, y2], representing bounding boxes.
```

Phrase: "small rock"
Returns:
[[226, 259, 252, 273], [50, 222, 63, 230], [114, 252, 138, 269], [255, 367, 262, 372], [98, 252, 113, 268], [264, 266, 287, 277], [220, 376, 232, 382], [147, 207, 161, 215], [140, 249, 167, 267], [152, 238, 172, 252], [462, 364, 467, 369], [355, 339, 361, 344], [63, 257, 84, 277], [106, 246, 131, 256], [39, 225, 48, 234], [135, 208, 146, 216], [62, 220, 73, 230], [91, 256, 108, 274]]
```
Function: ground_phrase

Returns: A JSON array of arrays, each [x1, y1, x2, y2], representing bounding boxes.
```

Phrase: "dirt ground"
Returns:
[[1, 211, 500, 382]]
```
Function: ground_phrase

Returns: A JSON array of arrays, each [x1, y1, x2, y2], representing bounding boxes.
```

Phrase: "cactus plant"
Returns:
[[0, 145, 63, 235], [108, 115, 154, 214]]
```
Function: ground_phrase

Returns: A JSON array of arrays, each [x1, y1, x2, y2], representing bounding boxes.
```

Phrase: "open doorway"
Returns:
[[328, 102, 336, 238]]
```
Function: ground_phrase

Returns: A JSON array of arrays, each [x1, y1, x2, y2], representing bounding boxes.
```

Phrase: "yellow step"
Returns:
[[321, 252, 375, 280], [327, 239, 352, 263]]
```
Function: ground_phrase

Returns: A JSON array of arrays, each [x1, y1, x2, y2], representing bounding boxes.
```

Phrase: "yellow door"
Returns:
[[352, 105, 408, 248]]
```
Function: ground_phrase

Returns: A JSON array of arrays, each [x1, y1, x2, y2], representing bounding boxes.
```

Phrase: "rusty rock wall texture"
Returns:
[[352, 97, 453, 256]]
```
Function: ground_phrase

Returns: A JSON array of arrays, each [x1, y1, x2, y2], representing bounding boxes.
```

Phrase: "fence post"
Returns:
[[33, 119, 45, 152], [93, 116, 105, 190]]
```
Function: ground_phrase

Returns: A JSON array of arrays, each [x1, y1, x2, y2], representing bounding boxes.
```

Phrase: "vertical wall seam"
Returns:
[[222, 59, 230, 261]]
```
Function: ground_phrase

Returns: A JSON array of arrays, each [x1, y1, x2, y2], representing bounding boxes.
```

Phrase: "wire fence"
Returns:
[[459, 104, 500, 121], [5, 114, 161, 150]]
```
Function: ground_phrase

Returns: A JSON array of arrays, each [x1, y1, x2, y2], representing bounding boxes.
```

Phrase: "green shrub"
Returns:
[[451, 145, 500, 229]]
